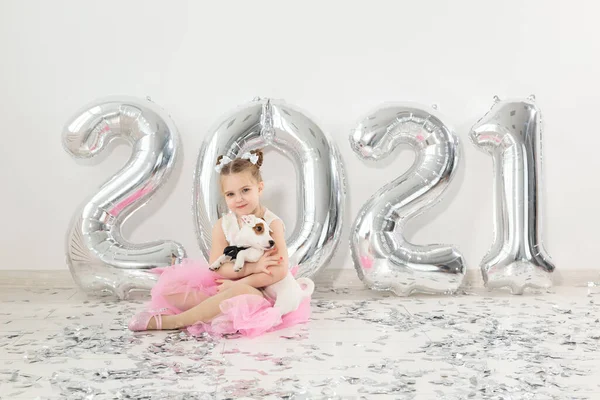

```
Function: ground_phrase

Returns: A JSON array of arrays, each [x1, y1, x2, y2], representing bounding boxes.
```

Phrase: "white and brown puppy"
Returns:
[[209, 214, 314, 316], [209, 215, 275, 272]]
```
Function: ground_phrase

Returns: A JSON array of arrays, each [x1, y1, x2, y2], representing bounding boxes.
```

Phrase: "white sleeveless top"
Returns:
[[221, 208, 284, 244]]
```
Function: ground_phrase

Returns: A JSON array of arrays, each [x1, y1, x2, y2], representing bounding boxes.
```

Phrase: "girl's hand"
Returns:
[[215, 279, 235, 293], [251, 248, 282, 275]]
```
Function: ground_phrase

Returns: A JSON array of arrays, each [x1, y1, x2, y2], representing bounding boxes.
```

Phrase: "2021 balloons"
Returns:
[[62, 94, 556, 298]]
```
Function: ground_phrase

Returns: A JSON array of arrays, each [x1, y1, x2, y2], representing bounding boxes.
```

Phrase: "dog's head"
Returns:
[[236, 215, 275, 250]]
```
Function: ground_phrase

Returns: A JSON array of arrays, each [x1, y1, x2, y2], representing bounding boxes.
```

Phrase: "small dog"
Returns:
[[209, 214, 275, 272], [208, 214, 314, 315]]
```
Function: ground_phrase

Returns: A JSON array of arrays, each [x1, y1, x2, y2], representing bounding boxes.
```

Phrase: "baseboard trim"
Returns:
[[313, 268, 599, 289], [0, 268, 597, 289], [0, 270, 77, 288]]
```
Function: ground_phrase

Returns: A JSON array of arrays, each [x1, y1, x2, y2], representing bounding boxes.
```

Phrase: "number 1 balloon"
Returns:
[[349, 103, 466, 296], [63, 97, 186, 299], [470, 96, 555, 294]]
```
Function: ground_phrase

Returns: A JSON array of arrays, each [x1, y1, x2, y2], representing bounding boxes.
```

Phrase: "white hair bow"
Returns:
[[241, 152, 259, 165], [214, 152, 259, 174], [214, 156, 233, 173]]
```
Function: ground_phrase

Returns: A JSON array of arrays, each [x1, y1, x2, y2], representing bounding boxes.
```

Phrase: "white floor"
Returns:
[[0, 280, 599, 400]]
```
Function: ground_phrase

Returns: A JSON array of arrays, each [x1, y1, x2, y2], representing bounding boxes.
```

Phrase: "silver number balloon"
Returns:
[[470, 96, 555, 294], [63, 97, 186, 299], [194, 98, 345, 278], [349, 103, 465, 295]]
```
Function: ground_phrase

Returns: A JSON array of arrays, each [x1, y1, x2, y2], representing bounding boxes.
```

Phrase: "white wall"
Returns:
[[1, 0, 599, 283]]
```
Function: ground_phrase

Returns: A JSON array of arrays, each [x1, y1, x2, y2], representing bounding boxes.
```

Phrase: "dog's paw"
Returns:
[[208, 264, 220, 271], [233, 263, 243, 272]]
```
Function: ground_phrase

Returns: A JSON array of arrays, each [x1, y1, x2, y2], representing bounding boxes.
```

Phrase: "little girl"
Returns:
[[128, 150, 311, 337]]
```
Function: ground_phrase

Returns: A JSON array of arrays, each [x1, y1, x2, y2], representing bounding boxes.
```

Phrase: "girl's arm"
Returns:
[[225, 219, 289, 288]]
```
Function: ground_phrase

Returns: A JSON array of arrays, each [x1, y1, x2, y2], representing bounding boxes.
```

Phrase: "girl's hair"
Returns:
[[216, 149, 264, 182]]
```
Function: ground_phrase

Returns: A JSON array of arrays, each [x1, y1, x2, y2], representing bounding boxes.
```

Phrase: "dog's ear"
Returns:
[[267, 222, 273, 233]]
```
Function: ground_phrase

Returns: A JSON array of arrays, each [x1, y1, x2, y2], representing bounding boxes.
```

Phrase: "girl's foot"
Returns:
[[128, 308, 172, 331]]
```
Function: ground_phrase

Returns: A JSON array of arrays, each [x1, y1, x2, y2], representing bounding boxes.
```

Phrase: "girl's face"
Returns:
[[221, 171, 264, 217]]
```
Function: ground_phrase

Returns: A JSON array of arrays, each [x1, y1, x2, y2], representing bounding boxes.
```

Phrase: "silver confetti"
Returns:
[[1, 287, 598, 399]]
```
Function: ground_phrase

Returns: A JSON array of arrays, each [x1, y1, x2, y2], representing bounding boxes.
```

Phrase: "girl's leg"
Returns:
[[164, 291, 210, 312], [147, 283, 263, 330]]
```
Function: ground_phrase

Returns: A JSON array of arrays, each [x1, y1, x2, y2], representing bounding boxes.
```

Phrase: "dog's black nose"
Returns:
[[269, 240, 275, 247]]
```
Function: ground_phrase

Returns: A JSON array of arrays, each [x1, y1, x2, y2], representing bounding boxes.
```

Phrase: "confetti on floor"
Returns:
[[0, 283, 599, 399]]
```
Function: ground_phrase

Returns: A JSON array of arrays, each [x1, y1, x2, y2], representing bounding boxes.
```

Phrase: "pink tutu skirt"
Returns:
[[148, 259, 311, 338]]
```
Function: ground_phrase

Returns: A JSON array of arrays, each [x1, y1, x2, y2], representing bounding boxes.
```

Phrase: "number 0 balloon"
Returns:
[[194, 98, 345, 278], [349, 103, 465, 296], [63, 97, 186, 299]]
